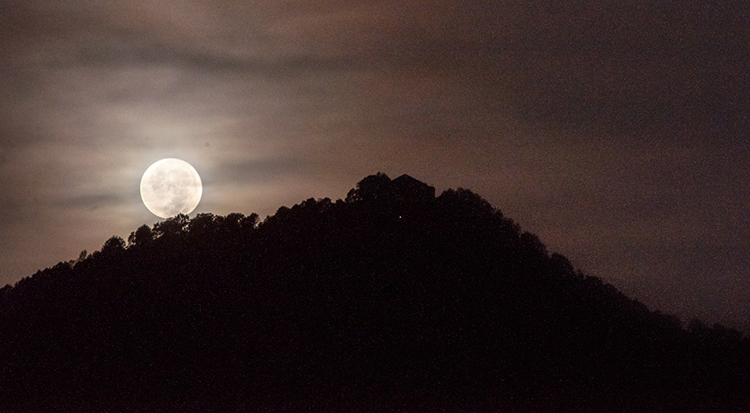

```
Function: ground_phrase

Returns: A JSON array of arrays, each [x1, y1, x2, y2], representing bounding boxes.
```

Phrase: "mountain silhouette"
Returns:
[[1, 173, 748, 412]]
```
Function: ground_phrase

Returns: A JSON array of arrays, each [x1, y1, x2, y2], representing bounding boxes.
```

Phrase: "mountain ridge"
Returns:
[[1, 173, 748, 412]]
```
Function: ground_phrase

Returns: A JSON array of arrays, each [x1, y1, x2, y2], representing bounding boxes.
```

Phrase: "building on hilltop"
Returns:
[[391, 174, 435, 204]]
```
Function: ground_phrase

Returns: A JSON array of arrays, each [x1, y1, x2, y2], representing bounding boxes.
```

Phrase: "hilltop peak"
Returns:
[[0, 175, 748, 412]]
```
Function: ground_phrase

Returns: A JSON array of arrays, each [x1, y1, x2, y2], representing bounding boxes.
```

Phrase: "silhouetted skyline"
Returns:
[[1, 0, 749, 330]]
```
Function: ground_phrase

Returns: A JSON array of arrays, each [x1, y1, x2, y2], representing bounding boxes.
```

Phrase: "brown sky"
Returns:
[[1, 0, 749, 329]]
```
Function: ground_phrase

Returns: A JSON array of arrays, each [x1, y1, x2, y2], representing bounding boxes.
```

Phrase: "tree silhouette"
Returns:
[[127, 224, 154, 248], [100, 235, 126, 255], [0, 173, 748, 412], [345, 171, 392, 203]]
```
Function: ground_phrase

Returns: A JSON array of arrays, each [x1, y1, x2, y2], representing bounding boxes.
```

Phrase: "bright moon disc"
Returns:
[[140, 158, 203, 219]]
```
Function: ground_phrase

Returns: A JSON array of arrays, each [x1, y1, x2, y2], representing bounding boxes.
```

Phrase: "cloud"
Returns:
[[7, 0, 747, 142]]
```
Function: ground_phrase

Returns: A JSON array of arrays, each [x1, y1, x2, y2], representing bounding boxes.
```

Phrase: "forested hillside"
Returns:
[[1, 174, 748, 412]]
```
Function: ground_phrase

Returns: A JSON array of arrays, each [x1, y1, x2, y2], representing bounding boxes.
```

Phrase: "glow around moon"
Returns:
[[140, 158, 203, 219]]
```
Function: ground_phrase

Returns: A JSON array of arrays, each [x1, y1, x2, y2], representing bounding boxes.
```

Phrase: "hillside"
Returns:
[[1, 173, 748, 412]]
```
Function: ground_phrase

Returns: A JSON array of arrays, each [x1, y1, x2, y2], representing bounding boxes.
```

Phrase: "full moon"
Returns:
[[140, 158, 203, 219]]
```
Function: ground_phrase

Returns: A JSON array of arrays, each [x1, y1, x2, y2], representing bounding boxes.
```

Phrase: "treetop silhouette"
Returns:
[[0, 173, 747, 412]]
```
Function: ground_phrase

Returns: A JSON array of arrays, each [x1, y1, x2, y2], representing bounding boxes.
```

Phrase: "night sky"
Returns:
[[1, 1, 749, 329]]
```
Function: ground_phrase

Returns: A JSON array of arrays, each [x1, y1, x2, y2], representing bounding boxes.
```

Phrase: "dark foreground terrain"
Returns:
[[1, 174, 749, 412]]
